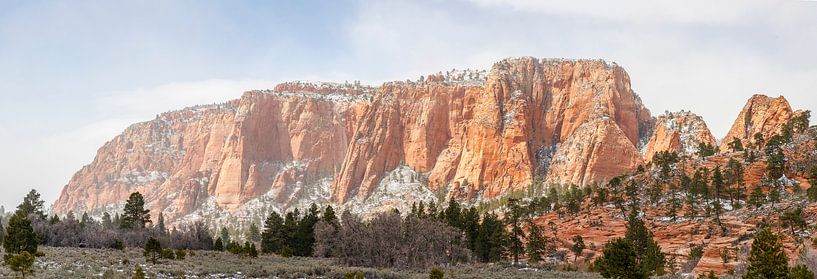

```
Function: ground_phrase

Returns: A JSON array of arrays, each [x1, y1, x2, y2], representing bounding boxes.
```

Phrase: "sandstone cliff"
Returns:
[[719, 94, 794, 152], [332, 58, 653, 203], [53, 82, 371, 222], [53, 58, 654, 225], [643, 111, 717, 162]]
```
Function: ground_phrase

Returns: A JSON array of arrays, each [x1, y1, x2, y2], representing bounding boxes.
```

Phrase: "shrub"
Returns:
[[5, 251, 35, 278], [161, 248, 176, 260], [110, 239, 125, 250], [429, 268, 444, 279], [175, 249, 187, 260], [143, 237, 162, 264], [133, 265, 146, 279]]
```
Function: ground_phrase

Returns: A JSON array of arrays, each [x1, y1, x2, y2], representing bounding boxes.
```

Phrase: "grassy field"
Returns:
[[0, 246, 604, 278]]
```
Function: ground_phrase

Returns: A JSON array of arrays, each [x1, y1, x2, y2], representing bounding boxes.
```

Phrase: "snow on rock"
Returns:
[[342, 165, 437, 218]]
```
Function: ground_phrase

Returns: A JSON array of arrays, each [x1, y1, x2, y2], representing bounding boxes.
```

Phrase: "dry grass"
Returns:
[[0, 246, 604, 278]]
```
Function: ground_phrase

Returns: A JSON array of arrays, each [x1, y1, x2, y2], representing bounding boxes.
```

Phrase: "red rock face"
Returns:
[[53, 83, 370, 221], [719, 94, 794, 152], [644, 111, 717, 162], [53, 58, 654, 223], [332, 58, 652, 202]]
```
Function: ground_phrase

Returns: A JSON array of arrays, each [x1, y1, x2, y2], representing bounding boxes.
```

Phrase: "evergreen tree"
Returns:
[[625, 209, 665, 276], [133, 265, 146, 279], [711, 167, 725, 228], [807, 166, 817, 202], [248, 223, 261, 242], [748, 185, 765, 208], [156, 212, 166, 235], [595, 238, 647, 279], [213, 237, 224, 251], [5, 251, 34, 278], [143, 237, 162, 264], [745, 227, 788, 279], [505, 198, 525, 265], [248, 243, 259, 258], [461, 207, 480, 252], [101, 212, 113, 229], [780, 207, 806, 236], [120, 192, 151, 230], [443, 198, 462, 229], [16, 189, 46, 220], [728, 138, 744, 152], [525, 224, 548, 263], [475, 212, 505, 262], [3, 210, 38, 256], [294, 204, 320, 256], [764, 134, 786, 179], [322, 205, 338, 226], [788, 265, 815, 279], [261, 211, 284, 253], [571, 235, 586, 263], [220, 227, 230, 244]]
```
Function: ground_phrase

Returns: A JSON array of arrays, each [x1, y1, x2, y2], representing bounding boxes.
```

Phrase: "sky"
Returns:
[[0, 0, 815, 210]]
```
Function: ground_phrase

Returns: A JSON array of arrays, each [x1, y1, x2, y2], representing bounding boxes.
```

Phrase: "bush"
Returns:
[[5, 251, 35, 278], [143, 237, 162, 264], [109, 239, 124, 250], [161, 248, 176, 260], [133, 265, 146, 279], [430, 268, 444, 279], [175, 249, 187, 260]]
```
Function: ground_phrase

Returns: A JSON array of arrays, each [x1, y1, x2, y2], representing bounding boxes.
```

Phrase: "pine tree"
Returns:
[[807, 167, 817, 202], [120, 192, 151, 230], [525, 224, 548, 263], [322, 205, 338, 226], [780, 207, 806, 236], [143, 237, 162, 264], [16, 189, 46, 220], [156, 212, 166, 235], [711, 167, 724, 229], [248, 223, 261, 242], [745, 227, 788, 279], [461, 207, 480, 252], [261, 211, 284, 253], [213, 237, 224, 251], [219, 227, 230, 244], [764, 135, 786, 179], [475, 212, 505, 262], [595, 238, 647, 279], [294, 204, 320, 256], [133, 265, 146, 279], [5, 251, 35, 278], [3, 210, 38, 256], [444, 198, 462, 229], [505, 198, 525, 265], [625, 209, 665, 276], [728, 138, 744, 152], [788, 265, 815, 279], [101, 212, 113, 229], [748, 186, 765, 208], [0, 219, 4, 245], [571, 235, 586, 263]]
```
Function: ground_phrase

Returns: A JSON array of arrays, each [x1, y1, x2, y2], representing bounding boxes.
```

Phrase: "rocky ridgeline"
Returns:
[[52, 57, 807, 232]]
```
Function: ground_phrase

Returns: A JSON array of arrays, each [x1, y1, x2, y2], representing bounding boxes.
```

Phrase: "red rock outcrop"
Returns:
[[719, 94, 794, 152], [644, 111, 717, 162], [332, 58, 653, 203], [53, 58, 654, 223], [53, 82, 371, 220]]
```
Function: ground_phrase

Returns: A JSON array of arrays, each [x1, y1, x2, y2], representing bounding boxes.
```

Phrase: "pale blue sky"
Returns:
[[1, 0, 815, 210]]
